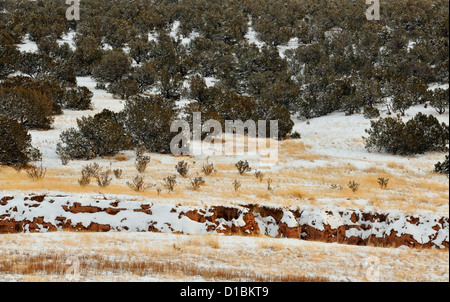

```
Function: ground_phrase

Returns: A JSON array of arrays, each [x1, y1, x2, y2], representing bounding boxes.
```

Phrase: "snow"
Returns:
[[17, 35, 38, 53]]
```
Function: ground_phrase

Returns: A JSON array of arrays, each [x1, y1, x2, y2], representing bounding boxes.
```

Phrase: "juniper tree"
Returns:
[[0, 115, 41, 166], [56, 109, 132, 160]]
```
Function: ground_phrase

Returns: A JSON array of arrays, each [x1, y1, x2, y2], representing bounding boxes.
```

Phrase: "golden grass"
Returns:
[[1, 141, 449, 216], [1, 232, 447, 282]]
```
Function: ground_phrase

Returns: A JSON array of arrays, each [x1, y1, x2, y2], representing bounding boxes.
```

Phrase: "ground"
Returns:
[[0, 32, 448, 282]]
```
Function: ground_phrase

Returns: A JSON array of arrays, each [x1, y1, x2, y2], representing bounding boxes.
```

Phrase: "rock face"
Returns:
[[0, 194, 448, 249]]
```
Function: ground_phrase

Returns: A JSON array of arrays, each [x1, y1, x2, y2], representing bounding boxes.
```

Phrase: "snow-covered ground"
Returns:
[[1, 232, 448, 282], [1, 21, 449, 282]]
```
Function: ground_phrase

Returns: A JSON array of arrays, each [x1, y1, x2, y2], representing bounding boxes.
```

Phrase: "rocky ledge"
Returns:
[[0, 194, 448, 249]]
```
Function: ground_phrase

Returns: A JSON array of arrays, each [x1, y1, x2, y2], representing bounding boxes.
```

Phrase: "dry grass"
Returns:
[[1, 139, 448, 216], [0, 232, 447, 282]]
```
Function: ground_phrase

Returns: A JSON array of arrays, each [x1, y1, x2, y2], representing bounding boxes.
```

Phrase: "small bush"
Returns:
[[363, 106, 380, 119], [236, 160, 251, 175], [233, 179, 242, 191], [267, 178, 273, 191], [348, 180, 360, 193], [25, 163, 46, 180], [82, 163, 101, 178], [290, 132, 301, 139], [331, 184, 343, 190], [163, 175, 177, 192], [127, 175, 154, 192], [175, 160, 190, 177], [78, 171, 91, 187], [113, 169, 123, 179], [0, 115, 41, 166], [435, 155, 449, 176], [201, 160, 216, 176], [96, 170, 112, 187], [364, 113, 449, 155], [377, 177, 389, 189], [255, 170, 265, 182], [56, 109, 132, 160], [190, 176, 206, 190], [135, 147, 151, 173]]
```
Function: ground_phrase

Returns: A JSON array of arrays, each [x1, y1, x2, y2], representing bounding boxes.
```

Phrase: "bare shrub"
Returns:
[[255, 170, 265, 182], [60, 153, 70, 166], [377, 177, 389, 189], [175, 160, 190, 177], [96, 170, 112, 187], [135, 147, 151, 173], [190, 176, 206, 190], [233, 178, 242, 191], [127, 175, 154, 192], [113, 169, 123, 179], [331, 184, 343, 190], [25, 163, 47, 180], [267, 178, 273, 191], [78, 171, 91, 186], [235, 160, 251, 175], [201, 160, 216, 176], [163, 175, 177, 192], [348, 180, 360, 193], [82, 163, 101, 178]]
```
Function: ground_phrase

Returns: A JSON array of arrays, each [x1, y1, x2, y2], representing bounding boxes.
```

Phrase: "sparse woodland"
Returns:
[[0, 0, 449, 169]]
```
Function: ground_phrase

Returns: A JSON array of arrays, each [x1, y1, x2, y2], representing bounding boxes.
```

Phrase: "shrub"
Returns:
[[0, 77, 55, 130], [267, 178, 273, 191], [235, 160, 251, 175], [175, 160, 190, 177], [163, 175, 177, 192], [190, 176, 206, 190], [435, 155, 449, 176], [122, 95, 176, 153], [377, 177, 389, 189], [107, 79, 140, 100], [363, 106, 380, 119], [255, 170, 265, 182], [62, 87, 93, 110], [429, 88, 449, 115], [289, 132, 301, 139], [0, 115, 41, 166], [348, 180, 360, 193], [113, 169, 123, 179], [81, 163, 101, 179], [232, 178, 242, 191], [56, 109, 132, 160], [78, 171, 91, 187], [127, 175, 155, 192], [364, 113, 449, 155], [201, 160, 216, 176], [96, 170, 112, 187], [92, 50, 131, 84], [135, 147, 151, 173], [25, 163, 47, 181]]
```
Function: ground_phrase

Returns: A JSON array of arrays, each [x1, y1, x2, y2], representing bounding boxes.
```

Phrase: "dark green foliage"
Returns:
[[0, 76, 55, 129], [56, 109, 132, 160], [435, 155, 449, 175], [62, 87, 93, 110], [92, 50, 131, 84], [391, 93, 413, 116], [363, 106, 381, 119], [429, 88, 449, 115], [107, 79, 140, 100], [122, 95, 177, 153], [364, 113, 449, 155], [0, 115, 41, 166], [0, 31, 19, 79]]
